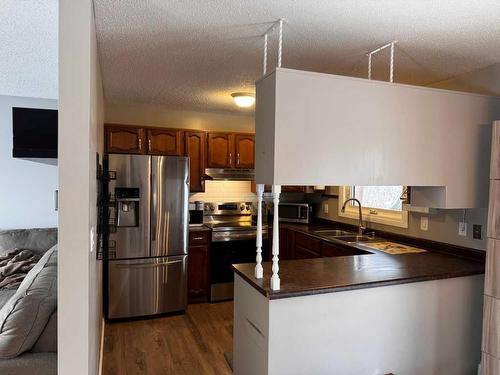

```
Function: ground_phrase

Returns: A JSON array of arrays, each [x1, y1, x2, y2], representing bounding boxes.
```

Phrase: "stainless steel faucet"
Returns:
[[341, 198, 365, 235]]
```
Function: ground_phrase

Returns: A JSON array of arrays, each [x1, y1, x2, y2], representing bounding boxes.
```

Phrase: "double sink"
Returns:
[[312, 229, 428, 255], [312, 229, 382, 244]]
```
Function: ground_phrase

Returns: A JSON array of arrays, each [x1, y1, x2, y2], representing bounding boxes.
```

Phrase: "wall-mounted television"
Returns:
[[12, 107, 58, 159]]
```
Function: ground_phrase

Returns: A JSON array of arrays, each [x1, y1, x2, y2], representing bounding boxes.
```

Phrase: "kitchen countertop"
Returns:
[[188, 224, 211, 232], [232, 222, 485, 300]]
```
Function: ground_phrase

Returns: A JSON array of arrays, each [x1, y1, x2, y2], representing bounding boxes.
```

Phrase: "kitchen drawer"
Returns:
[[294, 232, 321, 253], [189, 231, 210, 245]]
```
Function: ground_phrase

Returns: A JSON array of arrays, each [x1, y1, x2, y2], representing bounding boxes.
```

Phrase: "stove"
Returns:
[[203, 202, 269, 301], [203, 202, 268, 242]]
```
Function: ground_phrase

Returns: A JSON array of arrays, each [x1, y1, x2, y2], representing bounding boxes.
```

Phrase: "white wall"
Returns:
[[106, 102, 254, 132], [59, 0, 104, 374], [0, 95, 58, 229]]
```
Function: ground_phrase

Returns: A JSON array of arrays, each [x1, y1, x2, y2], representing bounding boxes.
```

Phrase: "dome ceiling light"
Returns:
[[231, 92, 255, 108]]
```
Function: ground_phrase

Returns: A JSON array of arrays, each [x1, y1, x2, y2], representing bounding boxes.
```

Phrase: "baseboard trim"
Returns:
[[98, 317, 105, 375]]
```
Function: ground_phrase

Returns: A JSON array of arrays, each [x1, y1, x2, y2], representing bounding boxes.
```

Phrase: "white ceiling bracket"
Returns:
[[367, 40, 397, 82], [277, 18, 284, 68], [263, 33, 268, 75], [262, 18, 286, 76]]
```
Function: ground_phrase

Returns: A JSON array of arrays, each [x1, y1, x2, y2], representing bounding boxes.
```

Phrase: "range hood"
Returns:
[[204, 168, 255, 181]]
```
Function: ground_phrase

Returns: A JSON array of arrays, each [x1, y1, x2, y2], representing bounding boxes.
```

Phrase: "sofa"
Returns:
[[0, 228, 57, 375]]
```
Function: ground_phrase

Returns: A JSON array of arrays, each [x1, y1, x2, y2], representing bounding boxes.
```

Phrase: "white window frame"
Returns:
[[338, 186, 408, 228]]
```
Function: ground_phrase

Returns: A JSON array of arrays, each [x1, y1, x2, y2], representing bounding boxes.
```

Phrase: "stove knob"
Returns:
[[240, 204, 245, 211], [210, 204, 215, 211]]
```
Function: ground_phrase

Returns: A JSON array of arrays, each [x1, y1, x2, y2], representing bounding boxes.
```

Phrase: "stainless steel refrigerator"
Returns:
[[106, 154, 189, 319]]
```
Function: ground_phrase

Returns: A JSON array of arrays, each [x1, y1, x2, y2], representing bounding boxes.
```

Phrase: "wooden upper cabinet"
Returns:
[[147, 128, 183, 155], [106, 126, 145, 154], [185, 131, 206, 192], [234, 134, 255, 169], [207, 133, 234, 168]]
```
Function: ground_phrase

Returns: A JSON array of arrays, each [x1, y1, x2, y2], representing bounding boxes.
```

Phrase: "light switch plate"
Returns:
[[323, 203, 329, 214], [420, 216, 429, 231], [458, 222, 467, 236]]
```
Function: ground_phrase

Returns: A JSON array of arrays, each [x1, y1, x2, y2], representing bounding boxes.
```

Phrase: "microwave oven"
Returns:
[[278, 203, 312, 224]]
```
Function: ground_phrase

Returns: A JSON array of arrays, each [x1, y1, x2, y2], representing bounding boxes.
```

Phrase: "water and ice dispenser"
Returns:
[[115, 187, 140, 227]]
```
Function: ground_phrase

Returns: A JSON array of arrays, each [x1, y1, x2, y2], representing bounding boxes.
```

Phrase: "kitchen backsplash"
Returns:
[[189, 181, 256, 203]]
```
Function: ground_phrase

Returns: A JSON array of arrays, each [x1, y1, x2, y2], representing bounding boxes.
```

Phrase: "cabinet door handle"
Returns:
[[229, 152, 232, 166], [138, 138, 142, 150], [148, 138, 152, 151], [192, 236, 204, 241], [237, 153, 240, 165]]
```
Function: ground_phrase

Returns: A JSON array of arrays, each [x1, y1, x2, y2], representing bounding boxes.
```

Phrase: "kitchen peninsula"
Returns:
[[232, 224, 485, 375], [230, 67, 499, 375]]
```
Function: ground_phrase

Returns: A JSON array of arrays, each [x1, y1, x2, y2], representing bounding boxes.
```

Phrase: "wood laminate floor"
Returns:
[[103, 302, 233, 375]]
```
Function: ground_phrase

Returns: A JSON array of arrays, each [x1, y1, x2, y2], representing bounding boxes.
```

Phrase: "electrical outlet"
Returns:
[[473, 224, 482, 240], [323, 203, 329, 214], [458, 222, 467, 236], [420, 216, 429, 231]]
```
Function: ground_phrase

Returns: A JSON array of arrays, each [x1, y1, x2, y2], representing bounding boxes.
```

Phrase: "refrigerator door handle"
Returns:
[[115, 259, 183, 269], [151, 157, 158, 249]]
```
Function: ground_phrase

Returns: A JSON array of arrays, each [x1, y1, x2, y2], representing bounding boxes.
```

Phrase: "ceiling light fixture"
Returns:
[[231, 92, 255, 108]]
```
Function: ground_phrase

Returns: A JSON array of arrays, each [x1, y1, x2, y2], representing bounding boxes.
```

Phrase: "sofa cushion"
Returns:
[[0, 229, 57, 257], [0, 352, 57, 375], [0, 290, 15, 309], [31, 311, 57, 353], [0, 246, 57, 359]]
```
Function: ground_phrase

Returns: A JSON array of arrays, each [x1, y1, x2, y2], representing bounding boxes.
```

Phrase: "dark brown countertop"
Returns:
[[232, 222, 485, 300], [188, 224, 211, 232]]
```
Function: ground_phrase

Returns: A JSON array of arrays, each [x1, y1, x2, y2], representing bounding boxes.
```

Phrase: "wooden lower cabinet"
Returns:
[[293, 232, 321, 259], [321, 242, 359, 257], [281, 186, 307, 193], [283, 229, 368, 260], [295, 246, 321, 259], [188, 231, 210, 302], [269, 227, 294, 261]]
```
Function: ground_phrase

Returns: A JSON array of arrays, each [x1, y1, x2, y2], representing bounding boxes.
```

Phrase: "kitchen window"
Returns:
[[338, 186, 408, 228]]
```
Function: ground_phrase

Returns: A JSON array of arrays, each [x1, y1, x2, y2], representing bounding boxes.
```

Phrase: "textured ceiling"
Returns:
[[94, 0, 500, 113], [0, 0, 58, 99]]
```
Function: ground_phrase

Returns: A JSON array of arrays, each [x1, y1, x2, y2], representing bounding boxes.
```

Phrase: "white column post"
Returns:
[[368, 53, 372, 80], [389, 41, 395, 83], [255, 184, 264, 278], [263, 33, 268, 76], [270, 185, 281, 290]]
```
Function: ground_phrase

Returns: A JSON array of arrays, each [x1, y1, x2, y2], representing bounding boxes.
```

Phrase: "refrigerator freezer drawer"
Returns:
[[107, 255, 187, 319]]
